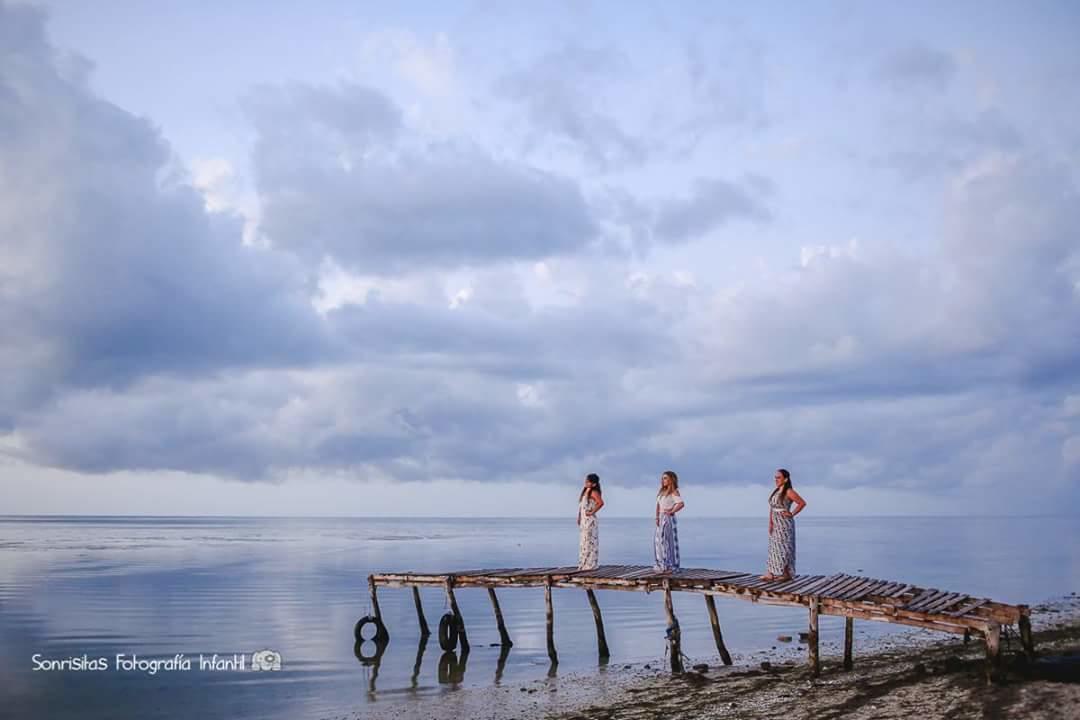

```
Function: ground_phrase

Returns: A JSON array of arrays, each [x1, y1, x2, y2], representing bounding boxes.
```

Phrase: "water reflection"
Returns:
[[494, 644, 511, 684], [437, 648, 469, 685], [354, 637, 389, 697]]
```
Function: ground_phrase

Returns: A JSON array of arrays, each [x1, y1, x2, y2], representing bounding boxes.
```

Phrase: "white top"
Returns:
[[657, 492, 683, 512]]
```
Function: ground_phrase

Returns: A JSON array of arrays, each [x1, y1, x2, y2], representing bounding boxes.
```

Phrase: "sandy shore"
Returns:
[[350, 596, 1080, 720]]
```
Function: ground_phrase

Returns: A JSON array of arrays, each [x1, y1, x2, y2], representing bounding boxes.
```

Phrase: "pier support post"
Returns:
[[487, 587, 513, 648], [843, 616, 854, 670], [544, 575, 558, 664], [808, 597, 820, 677], [1019, 610, 1035, 660], [585, 589, 610, 661], [985, 622, 1001, 683], [444, 576, 469, 653], [368, 575, 389, 643], [663, 580, 684, 673], [704, 594, 732, 665], [413, 587, 430, 639]]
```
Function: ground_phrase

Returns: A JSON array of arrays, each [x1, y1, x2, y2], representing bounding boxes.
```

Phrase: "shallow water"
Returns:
[[1, 515, 1077, 719]]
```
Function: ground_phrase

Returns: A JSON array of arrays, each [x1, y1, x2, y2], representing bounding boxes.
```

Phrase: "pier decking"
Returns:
[[365, 564, 1034, 680]]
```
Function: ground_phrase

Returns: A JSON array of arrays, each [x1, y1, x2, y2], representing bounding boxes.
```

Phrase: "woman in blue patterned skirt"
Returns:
[[762, 468, 806, 581], [653, 471, 684, 573]]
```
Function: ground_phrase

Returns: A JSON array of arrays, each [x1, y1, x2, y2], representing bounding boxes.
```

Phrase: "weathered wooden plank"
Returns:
[[922, 592, 969, 614], [802, 574, 847, 595], [844, 579, 890, 601], [948, 598, 989, 617], [888, 583, 915, 598], [782, 575, 826, 593], [904, 589, 950, 611], [823, 576, 865, 598]]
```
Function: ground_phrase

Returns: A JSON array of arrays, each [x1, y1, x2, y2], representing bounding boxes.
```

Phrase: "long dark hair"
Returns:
[[658, 470, 679, 496], [580, 473, 602, 501], [770, 468, 792, 503]]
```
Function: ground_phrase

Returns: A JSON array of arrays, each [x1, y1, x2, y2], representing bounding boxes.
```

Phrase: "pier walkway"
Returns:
[[364, 564, 1034, 680]]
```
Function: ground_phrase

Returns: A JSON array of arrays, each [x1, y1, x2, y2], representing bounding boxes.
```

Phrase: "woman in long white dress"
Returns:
[[577, 473, 604, 570], [654, 471, 684, 572]]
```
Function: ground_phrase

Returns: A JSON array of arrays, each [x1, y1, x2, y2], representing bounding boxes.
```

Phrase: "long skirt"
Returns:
[[653, 514, 680, 572], [767, 512, 796, 576], [579, 516, 599, 570]]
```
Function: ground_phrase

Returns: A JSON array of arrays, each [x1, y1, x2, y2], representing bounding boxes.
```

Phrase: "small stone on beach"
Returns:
[[692, 663, 709, 673], [777, 635, 793, 642], [760, 661, 772, 671]]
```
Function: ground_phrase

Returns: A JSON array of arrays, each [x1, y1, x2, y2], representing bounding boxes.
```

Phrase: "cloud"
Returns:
[[495, 44, 647, 171], [653, 175, 773, 244], [2, 3, 1078, 513], [877, 46, 957, 93], [0, 3, 328, 420], [248, 83, 596, 273]]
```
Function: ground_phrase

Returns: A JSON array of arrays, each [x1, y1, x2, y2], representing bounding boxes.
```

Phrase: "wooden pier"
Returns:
[[363, 564, 1034, 681]]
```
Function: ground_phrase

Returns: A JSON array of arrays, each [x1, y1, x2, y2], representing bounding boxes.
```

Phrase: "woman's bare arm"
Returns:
[[588, 491, 604, 515]]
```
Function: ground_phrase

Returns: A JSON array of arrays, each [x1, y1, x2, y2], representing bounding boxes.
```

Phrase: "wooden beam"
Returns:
[[413, 587, 430, 638], [487, 587, 513, 648], [544, 575, 558, 664], [1019, 610, 1035, 660], [843, 616, 854, 670], [808, 597, 820, 677], [664, 580, 684, 673], [704, 594, 732, 665], [368, 575, 389, 643], [585, 589, 610, 660], [985, 622, 1001, 683], [444, 577, 469, 653]]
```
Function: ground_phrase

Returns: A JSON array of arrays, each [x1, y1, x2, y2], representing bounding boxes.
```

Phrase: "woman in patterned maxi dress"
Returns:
[[762, 468, 806, 581], [654, 471, 684, 573], [578, 473, 604, 570]]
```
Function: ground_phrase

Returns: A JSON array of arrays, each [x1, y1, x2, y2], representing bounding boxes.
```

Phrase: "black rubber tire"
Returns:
[[438, 612, 459, 652], [354, 615, 390, 645]]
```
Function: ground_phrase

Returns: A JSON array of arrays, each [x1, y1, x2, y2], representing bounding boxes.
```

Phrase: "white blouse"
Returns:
[[657, 493, 683, 512]]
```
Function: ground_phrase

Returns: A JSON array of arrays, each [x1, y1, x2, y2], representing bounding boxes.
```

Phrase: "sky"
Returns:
[[0, 0, 1078, 516]]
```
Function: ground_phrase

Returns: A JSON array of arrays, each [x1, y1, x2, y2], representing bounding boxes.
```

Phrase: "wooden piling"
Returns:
[[808, 597, 820, 677], [985, 622, 1001, 682], [444, 576, 469, 653], [544, 575, 558, 664], [843, 616, 854, 670], [664, 580, 684, 673], [368, 575, 389, 642], [368, 575, 382, 620], [585, 589, 610, 660], [1019, 611, 1035, 660], [413, 587, 430, 638], [487, 587, 513, 647], [704, 594, 733, 665]]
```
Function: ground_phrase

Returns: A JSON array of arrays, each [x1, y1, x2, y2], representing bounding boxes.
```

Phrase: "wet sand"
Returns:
[[348, 596, 1080, 720]]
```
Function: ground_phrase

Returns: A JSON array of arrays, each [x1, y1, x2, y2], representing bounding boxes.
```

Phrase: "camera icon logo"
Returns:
[[251, 649, 282, 671]]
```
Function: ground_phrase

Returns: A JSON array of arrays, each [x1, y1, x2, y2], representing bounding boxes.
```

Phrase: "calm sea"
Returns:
[[1, 515, 1077, 719]]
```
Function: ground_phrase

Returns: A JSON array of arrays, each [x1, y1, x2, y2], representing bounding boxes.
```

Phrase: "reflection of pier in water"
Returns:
[[354, 623, 512, 694], [357, 564, 1036, 685]]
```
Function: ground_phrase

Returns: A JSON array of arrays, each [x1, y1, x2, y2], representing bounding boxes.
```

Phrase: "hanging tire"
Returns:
[[354, 615, 389, 645], [438, 612, 459, 651]]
